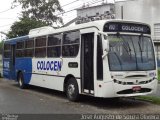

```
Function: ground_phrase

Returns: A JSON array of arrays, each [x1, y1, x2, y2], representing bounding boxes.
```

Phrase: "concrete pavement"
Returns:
[[149, 83, 160, 97], [0, 78, 160, 115]]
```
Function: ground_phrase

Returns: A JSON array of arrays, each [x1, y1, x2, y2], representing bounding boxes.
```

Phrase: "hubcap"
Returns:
[[19, 77, 22, 86], [68, 84, 75, 98]]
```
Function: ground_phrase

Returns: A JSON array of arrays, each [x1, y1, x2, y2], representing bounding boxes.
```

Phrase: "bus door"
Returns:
[[81, 33, 94, 94], [10, 45, 16, 79]]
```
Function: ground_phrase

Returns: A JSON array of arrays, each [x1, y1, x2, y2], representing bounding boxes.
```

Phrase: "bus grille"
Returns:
[[113, 78, 154, 85], [117, 88, 152, 94]]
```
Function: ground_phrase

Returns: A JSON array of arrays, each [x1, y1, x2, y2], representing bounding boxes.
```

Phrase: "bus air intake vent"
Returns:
[[117, 88, 152, 94], [113, 79, 154, 85], [125, 75, 147, 78]]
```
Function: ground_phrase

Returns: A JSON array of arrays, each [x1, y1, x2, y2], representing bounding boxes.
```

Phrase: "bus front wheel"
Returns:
[[66, 78, 79, 101], [18, 72, 26, 89]]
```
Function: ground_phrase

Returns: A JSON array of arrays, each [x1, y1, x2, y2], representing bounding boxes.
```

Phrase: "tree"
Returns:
[[7, 17, 48, 38], [0, 41, 4, 54], [13, 0, 63, 25]]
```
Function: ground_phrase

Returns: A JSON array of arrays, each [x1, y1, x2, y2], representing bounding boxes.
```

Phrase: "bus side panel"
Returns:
[[3, 59, 16, 80], [29, 58, 81, 92], [3, 59, 11, 79], [29, 58, 66, 91], [15, 58, 32, 84], [30, 74, 64, 91]]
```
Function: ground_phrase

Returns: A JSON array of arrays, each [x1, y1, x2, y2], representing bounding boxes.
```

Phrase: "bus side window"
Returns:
[[16, 41, 25, 57], [62, 31, 80, 57], [47, 34, 61, 57], [35, 36, 47, 58], [4, 43, 11, 58], [25, 39, 34, 57]]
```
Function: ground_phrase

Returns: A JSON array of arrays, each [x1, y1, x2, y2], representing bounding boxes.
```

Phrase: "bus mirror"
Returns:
[[98, 31, 109, 59], [104, 35, 107, 40], [98, 31, 109, 51], [102, 38, 109, 59], [103, 36, 109, 52]]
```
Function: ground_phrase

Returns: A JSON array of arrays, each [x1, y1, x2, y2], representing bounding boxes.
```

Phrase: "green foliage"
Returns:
[[13, 0, 63, 25], [137, 96, 160, 105], [7, 17, 48, 38], [158, 69, 160, 81], [7, 0, 63, 39]]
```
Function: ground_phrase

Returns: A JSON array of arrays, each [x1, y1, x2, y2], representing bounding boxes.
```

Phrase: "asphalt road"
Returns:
[[150, 83, 160, 97], [0, 78, 160, 116]]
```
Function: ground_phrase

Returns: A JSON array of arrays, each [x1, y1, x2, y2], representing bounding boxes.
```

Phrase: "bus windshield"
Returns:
[[108, 35, 156, 71]]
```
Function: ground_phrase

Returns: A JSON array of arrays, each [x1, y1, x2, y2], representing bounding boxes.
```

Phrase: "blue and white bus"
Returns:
[[3, 20, 158, 101]]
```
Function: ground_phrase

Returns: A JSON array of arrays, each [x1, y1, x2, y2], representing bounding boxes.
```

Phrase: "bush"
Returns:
[[158, 70, 160, 81]]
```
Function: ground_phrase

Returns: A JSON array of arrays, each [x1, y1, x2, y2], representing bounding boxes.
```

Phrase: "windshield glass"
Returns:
[[108, 35, 156, 71]]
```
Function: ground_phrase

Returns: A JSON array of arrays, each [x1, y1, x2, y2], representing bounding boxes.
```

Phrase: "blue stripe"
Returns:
[[5, 36, 29, 44], [15, 58, 32, 84]]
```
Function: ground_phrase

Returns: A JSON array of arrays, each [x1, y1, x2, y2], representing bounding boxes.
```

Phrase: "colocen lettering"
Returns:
[[122, 25, 144, 32], [37, 61, 62, 71]]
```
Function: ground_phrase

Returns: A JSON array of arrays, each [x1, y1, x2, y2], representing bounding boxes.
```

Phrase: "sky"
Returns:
[[0, 0, 121, 41]]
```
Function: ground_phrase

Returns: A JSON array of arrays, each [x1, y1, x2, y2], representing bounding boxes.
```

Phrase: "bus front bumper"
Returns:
[[96, 79, 158, 98]]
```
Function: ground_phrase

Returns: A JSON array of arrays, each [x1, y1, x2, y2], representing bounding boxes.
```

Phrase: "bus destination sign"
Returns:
[[103, 22, 151, 34]]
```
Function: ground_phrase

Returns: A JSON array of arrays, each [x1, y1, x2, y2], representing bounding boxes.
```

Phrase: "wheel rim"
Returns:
[[19, 77, 22, 86], [67, 84, 75, 98]]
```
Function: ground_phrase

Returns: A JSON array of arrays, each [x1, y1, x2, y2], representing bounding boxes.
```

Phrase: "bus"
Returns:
[[3, 20, 158, 101]]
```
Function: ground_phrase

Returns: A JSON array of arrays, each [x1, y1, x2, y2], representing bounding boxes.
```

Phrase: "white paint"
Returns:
[[27, 20, 157, 98], [29, 26, 55, 37]]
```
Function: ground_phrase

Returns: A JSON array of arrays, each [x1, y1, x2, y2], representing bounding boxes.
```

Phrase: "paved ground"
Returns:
[[0, 78, 160, 116], [150, 83, 160, 97]]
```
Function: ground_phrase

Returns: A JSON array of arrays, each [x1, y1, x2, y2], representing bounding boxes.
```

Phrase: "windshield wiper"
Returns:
[[138, 35, 144, 63], [110, 35, 132, 59], [124, 41, 132, 58], [120, 36, 132, 59]]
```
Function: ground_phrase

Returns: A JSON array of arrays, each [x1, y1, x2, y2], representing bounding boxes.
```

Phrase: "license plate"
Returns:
[[132, 86, 141, 91]]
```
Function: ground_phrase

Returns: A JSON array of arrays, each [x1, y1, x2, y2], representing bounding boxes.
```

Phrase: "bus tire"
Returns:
[[66, 78, 79, 101], [18, 72, 26, 89]]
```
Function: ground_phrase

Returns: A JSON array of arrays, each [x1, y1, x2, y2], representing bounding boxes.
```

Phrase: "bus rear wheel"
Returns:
[[18, 72, 26, 89], [66, 78, 79, 101]]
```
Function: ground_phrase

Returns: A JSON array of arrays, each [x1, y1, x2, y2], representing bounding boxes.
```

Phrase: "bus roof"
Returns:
[[5, 19, 151, 43], [5, 35, 29, 44], [29, 20, 107, 38], [28, 19, 151, 38]]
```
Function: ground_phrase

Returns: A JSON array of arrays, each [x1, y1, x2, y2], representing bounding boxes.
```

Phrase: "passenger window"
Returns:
[[47, 34, 61, 58], [4, 51, 10, 58], [35, 36, 46, 47], [4, 43, 11, 58], [16, 41, 24, 49], [62, 31, 80, 57], [35, 48, 46, 58], [24, 39, 34, 57], [16, 50, 24, 57], [62, 45, 79, 57], [4, 44, 11, 51], [16, 41, 24, 57], [25, 49, 34, 57], [35, 36, 46, 58], [63, 31, 79, 44], [47, 46, 61, 57], [25, 39, 34, 48], [48, 34, 61, 46]]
